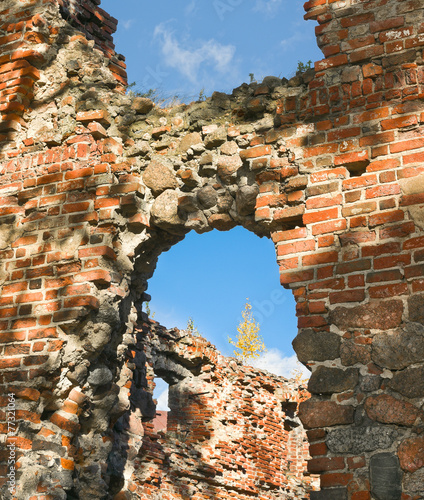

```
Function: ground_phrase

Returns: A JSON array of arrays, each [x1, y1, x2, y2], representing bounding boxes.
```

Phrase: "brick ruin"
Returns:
[[1, 0, 424, 498]]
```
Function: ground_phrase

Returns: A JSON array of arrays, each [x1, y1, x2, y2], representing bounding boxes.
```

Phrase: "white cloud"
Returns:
[[156, 387, 170, 411], [154, 23, 236, 83], [250, 348, 310, 379], [280, 30, 306, 51], [185, 0, 197, 16], [122, 19, 134, 30], [254, 0, 284, 16]]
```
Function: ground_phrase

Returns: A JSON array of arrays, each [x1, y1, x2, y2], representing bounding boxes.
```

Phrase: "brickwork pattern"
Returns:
[[0, 0, 424, 498], [125, 320, 316, 500]]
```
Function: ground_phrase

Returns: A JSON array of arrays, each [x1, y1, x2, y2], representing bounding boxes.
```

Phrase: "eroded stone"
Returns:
[[372, 323, 424, 370], [292, 329, 340, 363]]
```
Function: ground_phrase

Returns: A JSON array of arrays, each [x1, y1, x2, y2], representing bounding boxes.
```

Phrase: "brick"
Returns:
[[277, 240, 315, 257]]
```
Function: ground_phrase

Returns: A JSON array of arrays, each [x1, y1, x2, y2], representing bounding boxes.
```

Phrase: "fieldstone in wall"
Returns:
[[142, 159, 178, 195], [329, 300, 403, 330], [372, 323, 424, 370], [408, 294, 424, 324], [327, 426, 400, 454], [150, 190, 187, 234], [236, 185, 259, 216], [390, 365, 424, 399], [131, 97, 155, 114], [403, 468, 424, 496], [292, 329, 340, 363], [370, 453, 402, 500], [364, 394, 420, 427], [398, 435, 424, 473], [298, 400, 354, 429], [308, 366, 359, 395]]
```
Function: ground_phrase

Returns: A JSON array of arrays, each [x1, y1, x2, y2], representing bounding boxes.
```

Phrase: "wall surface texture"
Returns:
[[1, 0, 424, 498]]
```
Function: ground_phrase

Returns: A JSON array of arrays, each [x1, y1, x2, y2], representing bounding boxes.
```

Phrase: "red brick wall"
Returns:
[[129, 320, 316, 499], [0, 0, 424, 498]]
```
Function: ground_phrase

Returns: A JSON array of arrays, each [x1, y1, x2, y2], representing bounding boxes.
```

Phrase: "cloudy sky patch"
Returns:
[[154, 22, 236, 83]]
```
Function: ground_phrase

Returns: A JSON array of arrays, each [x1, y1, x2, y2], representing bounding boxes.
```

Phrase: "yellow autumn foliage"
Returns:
[[228, 300, 267, 363]]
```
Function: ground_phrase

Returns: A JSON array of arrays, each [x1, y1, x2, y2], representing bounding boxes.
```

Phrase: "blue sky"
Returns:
[[101, 0, 321, 99], [99, 1, 321, 403]]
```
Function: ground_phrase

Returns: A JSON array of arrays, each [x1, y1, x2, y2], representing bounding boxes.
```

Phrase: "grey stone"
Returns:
[[217, 190, 234, 212], [151, 190, 187, 235], [66, 364, 88, 384], [87, 367, 113, 387], [210, 91, 231, 109], [390, 365, 424, 398], [327, 426, 399, 454], [310, 488, 347, 500], [370, 453, 402, 500], [262, 76, 283, 89], [360, 375, 381, 392], [197, 186, 218, 209], [340, 340, 371, 366], [408, 294, 424, 324], [143, 160, 178, 195], [308, 366, 359, 395], [292, 329, 340, 363], [403, 468, 424, 495], [372, 323, 424, 370], [236, 185, 259, 216]]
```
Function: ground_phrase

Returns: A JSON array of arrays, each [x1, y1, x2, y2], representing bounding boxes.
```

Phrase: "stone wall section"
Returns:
[[0, 0, 424, 498]]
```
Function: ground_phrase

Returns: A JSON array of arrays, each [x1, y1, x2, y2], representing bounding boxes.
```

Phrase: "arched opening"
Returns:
[[147, 226, 306, 378], [130, 225, 317, 498]]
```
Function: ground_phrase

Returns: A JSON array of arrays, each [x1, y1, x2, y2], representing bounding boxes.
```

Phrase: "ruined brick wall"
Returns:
[[1, 0, 424, 498], [124, 320, 316, 499]]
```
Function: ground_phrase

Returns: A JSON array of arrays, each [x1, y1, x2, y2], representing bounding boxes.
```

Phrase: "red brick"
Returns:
[[330, 289, 365, 304], [277, 240, 315, 257], [308, 456, 345, 473]]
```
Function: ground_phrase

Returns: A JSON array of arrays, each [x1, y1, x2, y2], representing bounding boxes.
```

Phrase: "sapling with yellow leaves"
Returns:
[[228, 300, 267, 364]]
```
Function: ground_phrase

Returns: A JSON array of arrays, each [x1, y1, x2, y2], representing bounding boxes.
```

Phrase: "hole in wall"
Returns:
[[146, 227, 307, 379]]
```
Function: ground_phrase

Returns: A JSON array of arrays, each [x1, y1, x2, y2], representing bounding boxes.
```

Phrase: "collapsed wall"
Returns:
[[1, 0, 424, 498], [120, 319, 316, 499]]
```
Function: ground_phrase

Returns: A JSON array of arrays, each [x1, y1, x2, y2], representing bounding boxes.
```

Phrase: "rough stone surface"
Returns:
[[372, 323, 424, 370], [398, 435, 424, 473], [408, 294, 424, 324], [236, 185, 259, 216], [390, 366, 424, 399], [298, 400, 354, 429], [292, 329, 340, 363], [308, 366, 359, 395], [327, 427, 400, 454], [329, 301, 404, 330], [403, 468, 424, 495], [142, 159, 178, 195], [340, 341, 371, 366], [370, 453, 402, 500], [364, 394, 420, 427], [150, 190, 187, 234]]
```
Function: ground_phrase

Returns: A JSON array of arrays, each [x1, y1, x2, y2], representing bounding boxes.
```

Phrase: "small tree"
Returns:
[[228, 300, 266, 363], [186, 317, 200, 336]]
